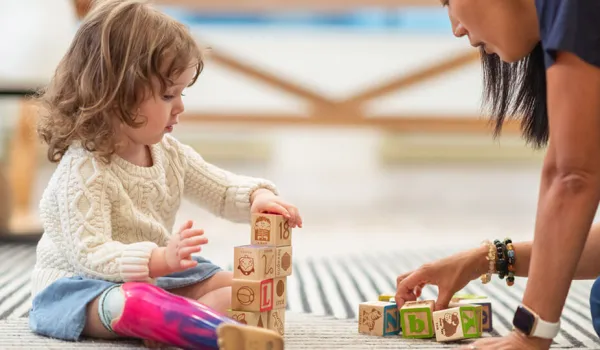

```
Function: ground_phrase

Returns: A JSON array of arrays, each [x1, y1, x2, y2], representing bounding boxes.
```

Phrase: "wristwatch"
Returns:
[[512, 304, 561, 339]]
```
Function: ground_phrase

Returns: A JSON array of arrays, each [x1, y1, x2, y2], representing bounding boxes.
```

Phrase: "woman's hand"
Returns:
[[165, 220, 209, 272], [395, 245, 489, 311], [456, 331, 551, 350], [250, 189, 303, 228]]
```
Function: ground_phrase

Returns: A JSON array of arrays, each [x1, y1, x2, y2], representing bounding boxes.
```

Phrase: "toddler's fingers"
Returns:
[[288, 206, 302, 228], [179, 259, 198, 270], [180, 228, 204, 239], [265, 203, 291, 220], [178, 220, 193, 233], [181, 236, 208, 247], [178, 245, 202, 258]]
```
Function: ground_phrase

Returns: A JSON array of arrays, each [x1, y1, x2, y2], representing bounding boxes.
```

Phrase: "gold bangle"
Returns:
[[480, 240, 496, 284]]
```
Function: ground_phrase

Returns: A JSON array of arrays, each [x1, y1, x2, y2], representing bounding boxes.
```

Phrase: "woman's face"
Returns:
[[444, 0, 540, 63]]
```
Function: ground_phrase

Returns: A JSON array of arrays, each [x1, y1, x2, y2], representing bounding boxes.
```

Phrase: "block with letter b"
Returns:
[[231, 278, 274, 312], [358, 301, 400, 336], [400, 300, 435, 338], [251, 213, 292, 247], [233, 245, 276, 281]]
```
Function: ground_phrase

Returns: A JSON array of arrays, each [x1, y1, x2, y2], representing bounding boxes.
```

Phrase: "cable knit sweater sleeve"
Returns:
[[55, 156, 158, 282], [168, 136, 278, 223]]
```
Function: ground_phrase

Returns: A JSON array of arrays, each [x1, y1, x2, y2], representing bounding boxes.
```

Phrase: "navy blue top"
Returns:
[[535, 0, 600, 68]]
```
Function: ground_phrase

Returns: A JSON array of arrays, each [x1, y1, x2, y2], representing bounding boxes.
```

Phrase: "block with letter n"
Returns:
[[358, 301, 400, 336], [399, 300, 435, 338]]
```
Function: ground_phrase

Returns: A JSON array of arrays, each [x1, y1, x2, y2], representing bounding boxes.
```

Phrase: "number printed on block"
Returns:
[[231, 278, 274, 312], [251, 213, 292, 247], [358, 301, 400, 336], [234, 245, 276, 281]]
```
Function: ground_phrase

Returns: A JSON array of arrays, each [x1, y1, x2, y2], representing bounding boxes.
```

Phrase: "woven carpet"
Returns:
[[1, 243, 599, 349]]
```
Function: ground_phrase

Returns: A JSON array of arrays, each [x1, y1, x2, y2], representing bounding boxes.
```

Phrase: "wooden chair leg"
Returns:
[[7, 98, 41, 234]]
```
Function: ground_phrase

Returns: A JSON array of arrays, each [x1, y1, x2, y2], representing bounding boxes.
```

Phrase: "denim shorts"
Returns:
[[29, 255, 222, 341]]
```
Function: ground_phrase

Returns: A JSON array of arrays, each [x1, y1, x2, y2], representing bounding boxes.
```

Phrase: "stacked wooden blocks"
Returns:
[[359, 293, 491, 344], [228, 213, 293, 337]]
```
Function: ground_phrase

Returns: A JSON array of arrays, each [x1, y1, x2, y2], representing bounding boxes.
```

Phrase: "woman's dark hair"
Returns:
[[481, 42, 548, 148]]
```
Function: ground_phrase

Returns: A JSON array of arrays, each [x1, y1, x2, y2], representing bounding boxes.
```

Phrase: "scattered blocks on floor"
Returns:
[[359, 294, 492, 345]]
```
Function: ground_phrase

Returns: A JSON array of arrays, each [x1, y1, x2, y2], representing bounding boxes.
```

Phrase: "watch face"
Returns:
[[513, 306, 536, 335]]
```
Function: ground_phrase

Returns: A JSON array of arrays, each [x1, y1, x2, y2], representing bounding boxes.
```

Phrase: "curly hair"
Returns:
[[35, 0, 203, 163]]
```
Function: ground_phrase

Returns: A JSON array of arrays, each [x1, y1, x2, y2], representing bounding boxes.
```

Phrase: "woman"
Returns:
[[395, 1, 600, 350]]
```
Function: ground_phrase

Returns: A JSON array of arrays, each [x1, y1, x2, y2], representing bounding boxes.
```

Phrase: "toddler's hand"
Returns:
[[250, 189, 303, 228], [165, 220, 208, 272]]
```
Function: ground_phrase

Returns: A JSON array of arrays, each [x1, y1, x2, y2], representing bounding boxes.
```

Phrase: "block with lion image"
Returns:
[[358, 301, 400, 336], [432, 304, 483, 342]]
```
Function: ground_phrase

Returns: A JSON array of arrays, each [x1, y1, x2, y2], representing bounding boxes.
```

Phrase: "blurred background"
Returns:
[[0, 0, 547, 251]]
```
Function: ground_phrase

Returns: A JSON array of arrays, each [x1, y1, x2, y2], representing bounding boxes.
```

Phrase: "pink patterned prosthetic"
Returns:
[[111, 282, 238, 350]]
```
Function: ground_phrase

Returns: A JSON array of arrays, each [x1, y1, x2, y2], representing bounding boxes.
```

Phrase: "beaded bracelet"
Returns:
[[505, 238, 515, 286], [494, 239, 508, 280], [480, 240, 496, 284]]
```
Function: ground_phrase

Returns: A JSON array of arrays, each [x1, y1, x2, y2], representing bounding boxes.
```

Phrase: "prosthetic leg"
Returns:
[[104, 282, 283, 350]]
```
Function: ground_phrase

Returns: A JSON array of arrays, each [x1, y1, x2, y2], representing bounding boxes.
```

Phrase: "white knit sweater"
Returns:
[[31, 134, 277, 297]]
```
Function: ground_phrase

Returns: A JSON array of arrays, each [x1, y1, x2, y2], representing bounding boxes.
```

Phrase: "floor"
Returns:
[[2, 129, 600, 348]]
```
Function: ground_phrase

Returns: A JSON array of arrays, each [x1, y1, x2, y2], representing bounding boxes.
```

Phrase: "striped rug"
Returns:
[[0, 243, 598, 349]]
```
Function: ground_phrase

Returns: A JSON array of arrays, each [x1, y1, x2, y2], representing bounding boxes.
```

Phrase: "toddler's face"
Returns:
[[122, 64, 197, 146]]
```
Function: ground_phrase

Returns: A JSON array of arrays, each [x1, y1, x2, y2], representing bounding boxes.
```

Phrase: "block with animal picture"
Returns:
[[227, 310, 268, 328], [251, 213, 292, 247], [267, 308, 286, 336], [234, 245, 276, 281], [231, 278, 274, 313], [275, 245, 292, 278], [433, 304, 483, 342], [272, 277, 287, 309], [399, 300, 435, 339], [450, 295, 493, 332], [358, 301, 400, 336]]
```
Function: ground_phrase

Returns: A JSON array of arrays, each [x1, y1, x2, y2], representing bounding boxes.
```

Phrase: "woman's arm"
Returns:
[[510, 222, 600, 279], [521, 51, 600, 325]]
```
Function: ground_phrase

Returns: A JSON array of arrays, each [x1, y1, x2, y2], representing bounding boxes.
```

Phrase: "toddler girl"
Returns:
[[28, 0, 302, 349]]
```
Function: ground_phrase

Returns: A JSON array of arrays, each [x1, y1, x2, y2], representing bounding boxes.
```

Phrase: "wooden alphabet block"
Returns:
[[378, 293, 395, 302], [227, 310, 268, 328], [275, 245, 292, 278], [358, 301, 400, 336], [233, 245, 276, 281], [433, 305, 483, 342], [251, 213, 292, 247], [450, 296, 493, 332], [231, 278, 274, 312], [267, 308, 285, 336], [399, 300, 435, 338], [273, 277, 287, 309]]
